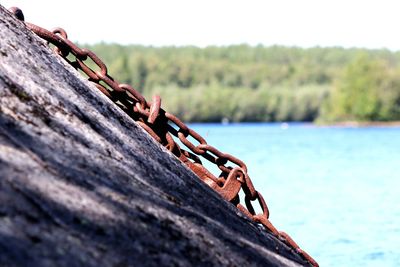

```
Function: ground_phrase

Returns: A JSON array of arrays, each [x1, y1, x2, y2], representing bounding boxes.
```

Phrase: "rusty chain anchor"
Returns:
[[8, 7, 318, 267]]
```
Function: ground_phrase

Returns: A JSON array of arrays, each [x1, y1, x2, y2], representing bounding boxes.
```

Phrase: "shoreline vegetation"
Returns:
[[83, 44, 400, 123], [318, 120, 400, 127]]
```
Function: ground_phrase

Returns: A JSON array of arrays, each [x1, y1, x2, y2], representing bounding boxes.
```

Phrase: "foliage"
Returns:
[[319, 53, 400, 122], [82, 43, 400, 122]]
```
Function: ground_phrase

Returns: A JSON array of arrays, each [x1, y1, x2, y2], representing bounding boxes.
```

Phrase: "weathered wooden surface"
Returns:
[[0, 6, 310, 267]]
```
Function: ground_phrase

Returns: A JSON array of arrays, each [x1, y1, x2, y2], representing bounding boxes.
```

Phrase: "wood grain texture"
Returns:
[[0, 6, 309, 267]]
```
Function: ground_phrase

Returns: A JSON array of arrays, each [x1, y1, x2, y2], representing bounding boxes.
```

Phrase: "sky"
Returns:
[[2, 0, 400, 50]]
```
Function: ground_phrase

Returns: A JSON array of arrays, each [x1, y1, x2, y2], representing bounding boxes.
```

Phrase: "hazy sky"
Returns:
[[2, 0, 400, 50]]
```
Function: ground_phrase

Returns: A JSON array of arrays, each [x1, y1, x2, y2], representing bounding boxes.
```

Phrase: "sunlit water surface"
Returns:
[[189, 123, 400, 267]]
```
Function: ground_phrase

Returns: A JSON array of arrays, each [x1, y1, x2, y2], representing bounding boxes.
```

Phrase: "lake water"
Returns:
[[189, 123, 400, 267]]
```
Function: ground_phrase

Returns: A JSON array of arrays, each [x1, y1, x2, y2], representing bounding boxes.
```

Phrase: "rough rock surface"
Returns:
[[0, 6, 310, 267]]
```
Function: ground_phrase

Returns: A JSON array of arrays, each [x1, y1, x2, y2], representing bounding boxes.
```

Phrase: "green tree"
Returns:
[[320, 54, 386, 121]]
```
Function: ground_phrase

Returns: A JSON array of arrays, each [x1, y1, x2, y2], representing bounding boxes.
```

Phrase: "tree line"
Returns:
[[83, 43, 400, 123]]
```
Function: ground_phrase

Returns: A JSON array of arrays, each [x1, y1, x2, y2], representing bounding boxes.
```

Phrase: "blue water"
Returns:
[[189, 123, 400, 267]]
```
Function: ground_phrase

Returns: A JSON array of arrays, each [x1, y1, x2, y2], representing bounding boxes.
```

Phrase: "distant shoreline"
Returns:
[[316, 121, 400, 128]]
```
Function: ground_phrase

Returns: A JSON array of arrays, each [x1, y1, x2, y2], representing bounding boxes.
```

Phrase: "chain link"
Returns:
[[9, 7, 318, 267]]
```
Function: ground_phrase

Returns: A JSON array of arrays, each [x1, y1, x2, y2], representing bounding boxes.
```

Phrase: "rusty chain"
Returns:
[[9, 7, 318, 266]]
